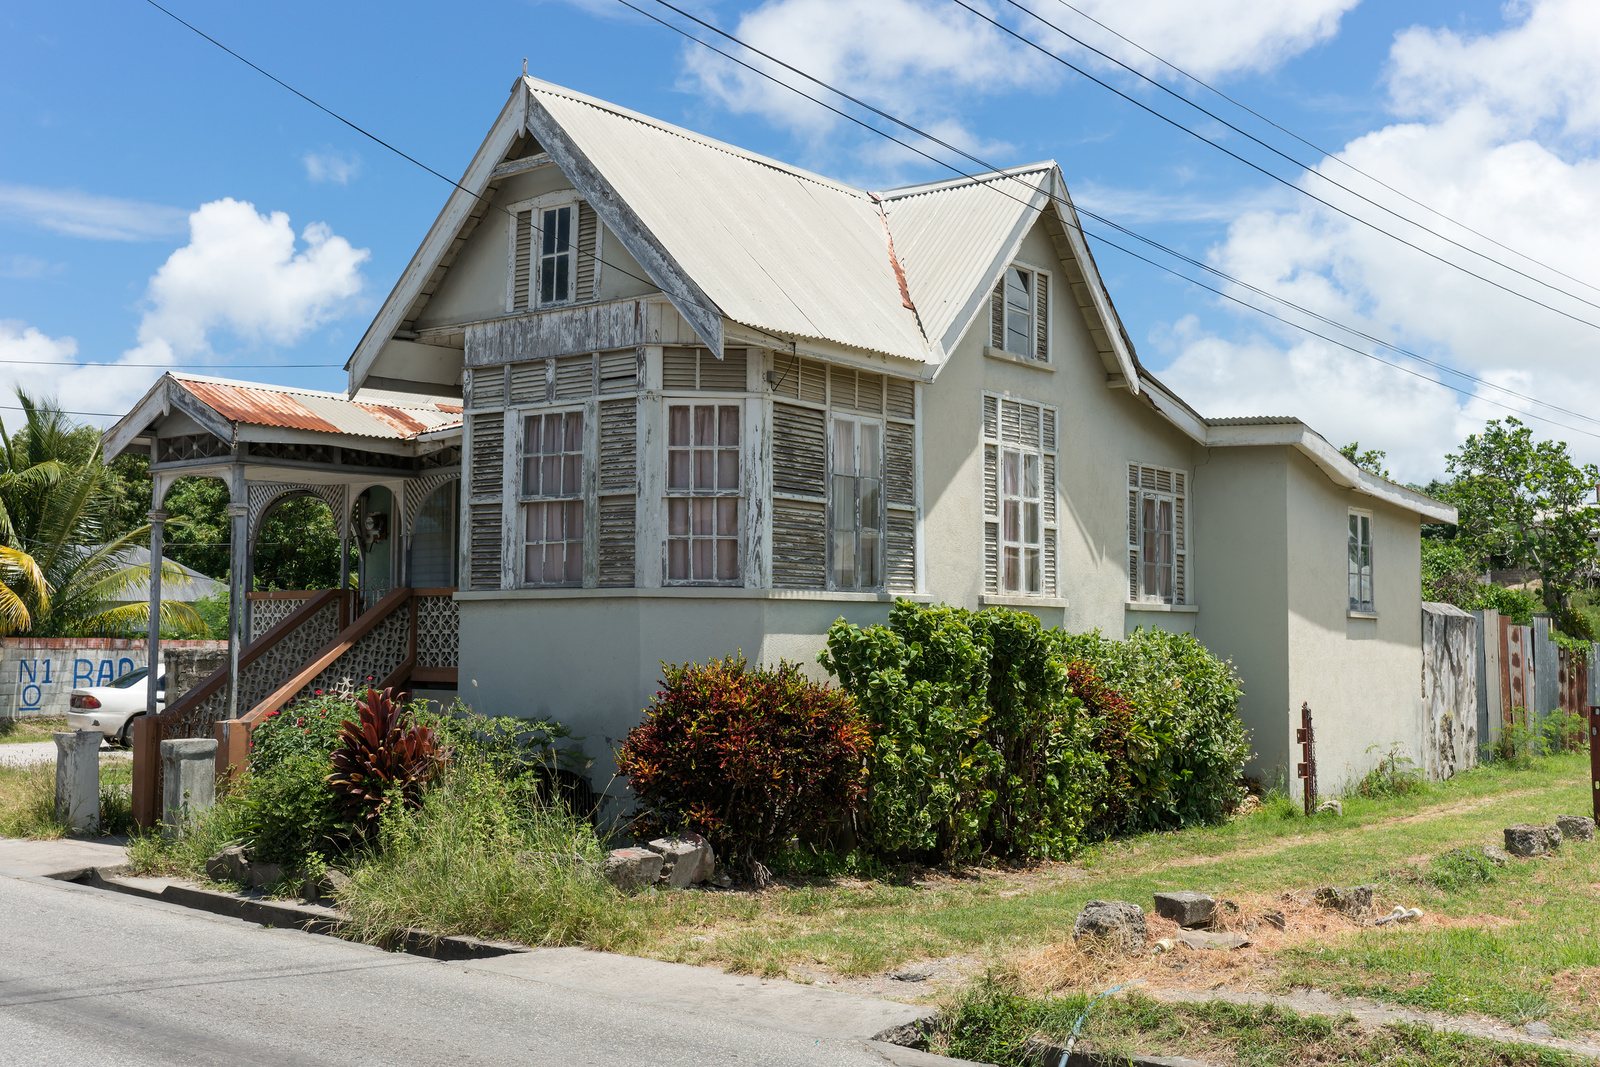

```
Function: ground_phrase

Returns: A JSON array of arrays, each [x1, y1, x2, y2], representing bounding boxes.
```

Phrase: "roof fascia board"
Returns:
[[345, 87, 527, 393], [1206, 420, 1458, 522], [878, 163, 1054, 201], [1135, 375, 1207, 444], [929, 181, 1050, 379], [102, 377, 179, 463], [521, 81, 726, 357], [1047, 170, 1140, 394]]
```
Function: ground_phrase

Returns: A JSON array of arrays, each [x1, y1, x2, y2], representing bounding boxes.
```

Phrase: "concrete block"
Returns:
[[53, 731, 102, 832], [645, 834, 715, 887], [205, 845, 250, 883], [602, 847, 664, 892], [161, 737, 217, 838], [1555, 814, 1596, 842], [1152, 891, 1215, 928], [1072, 900, 1146, 952], [1313, 885, 1375, 918]]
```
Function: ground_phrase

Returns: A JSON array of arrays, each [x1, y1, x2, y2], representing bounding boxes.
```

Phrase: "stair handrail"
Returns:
[[131, 588, 350, 828]]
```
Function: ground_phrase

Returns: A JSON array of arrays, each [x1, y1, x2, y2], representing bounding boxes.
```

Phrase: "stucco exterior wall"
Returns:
[[919, 218, 1197, 636], [456, 591, 904, 791], [1191, 446, 1291, 784], [1283, 450, 1423, 793]]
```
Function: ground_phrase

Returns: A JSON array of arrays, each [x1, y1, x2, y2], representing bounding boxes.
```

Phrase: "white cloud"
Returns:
[[303, 150, 362, 185], [0, 184, 188, 241], [128, 198, 369, 363], [1153, 0, 1600, 481], [1024, 0, 1361, 82], [0, 321, 158, 424]]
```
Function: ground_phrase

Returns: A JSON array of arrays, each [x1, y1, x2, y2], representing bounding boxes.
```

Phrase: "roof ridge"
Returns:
[[877, 162, 1057, 202], [525, 76, 873, 201]]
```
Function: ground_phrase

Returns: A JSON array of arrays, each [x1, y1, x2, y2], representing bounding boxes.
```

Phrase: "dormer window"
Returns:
[[989, 263, 1051, 362], [508, 193, 599, 311]]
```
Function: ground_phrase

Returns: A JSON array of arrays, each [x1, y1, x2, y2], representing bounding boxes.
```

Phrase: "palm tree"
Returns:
[[0, 392, 202, 637]]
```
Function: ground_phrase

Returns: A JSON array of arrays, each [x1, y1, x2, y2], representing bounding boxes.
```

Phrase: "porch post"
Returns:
[[145, 508, 166, 719], [225, 488, 249, 720], [337, 484, 351, 603]]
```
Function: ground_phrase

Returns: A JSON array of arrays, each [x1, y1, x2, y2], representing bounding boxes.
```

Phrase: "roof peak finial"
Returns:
[[522, 58, 528, 77]]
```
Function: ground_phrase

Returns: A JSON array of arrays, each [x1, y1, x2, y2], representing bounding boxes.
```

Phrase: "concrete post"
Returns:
[[146, 509, 166, 720], [161, 737, 218, 838], [54, 731, 102, 832]]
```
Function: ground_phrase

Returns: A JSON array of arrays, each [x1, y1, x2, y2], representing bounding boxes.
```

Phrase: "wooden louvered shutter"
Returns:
[[1127, 462, 1188, 605], [990, 278, 1005, 349], [1173, 470, 1187, 604], [984, 441, 1000, 595], [467, 411, 507, 590], [575, 201, 600, 301], [1041, 406, 1058, 596], [554, 354, 594, 400], [512, 210, 533, 311], [771, 400, 828, 589], [468, 366, 506, 409], [884, 382, 916, 592], [596, 397, 636, 587], [1127, 464, 1141, 601], [1035, 273, 1049, 362]]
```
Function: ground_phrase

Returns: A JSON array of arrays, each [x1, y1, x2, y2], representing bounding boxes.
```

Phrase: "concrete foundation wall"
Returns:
[[0, 639, 225, 720]]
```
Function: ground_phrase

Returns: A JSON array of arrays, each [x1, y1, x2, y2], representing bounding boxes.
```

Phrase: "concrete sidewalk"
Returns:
[[0, 836, 130, 878]]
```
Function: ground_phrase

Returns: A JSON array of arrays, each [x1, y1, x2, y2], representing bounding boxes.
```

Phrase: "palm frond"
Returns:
[[79, 599, 208, 637]]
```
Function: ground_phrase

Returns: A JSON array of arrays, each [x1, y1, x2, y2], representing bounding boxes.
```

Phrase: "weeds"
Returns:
[[1352, 743, 1427, 799], [1426, 846, 1497, 892], [0, 758, 134, 839], [0, 716, 68, 744]]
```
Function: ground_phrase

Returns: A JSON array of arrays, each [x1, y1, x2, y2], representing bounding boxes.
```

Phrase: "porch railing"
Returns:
[[247, 590, 320, 642], [131, 589, 351, 828], [213, 588, 459, 783]]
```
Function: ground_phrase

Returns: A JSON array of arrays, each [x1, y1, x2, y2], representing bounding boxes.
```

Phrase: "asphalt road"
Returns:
[[0, 873, 921, 1067]]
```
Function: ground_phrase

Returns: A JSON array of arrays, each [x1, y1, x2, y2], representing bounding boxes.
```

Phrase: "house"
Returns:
[[107, 75, 1455, 821]]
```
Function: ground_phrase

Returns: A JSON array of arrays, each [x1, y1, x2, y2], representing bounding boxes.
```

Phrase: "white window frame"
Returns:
[[982, 394, 1059, 597], [518, 406, 586, 587], [994, 264, 1051, 362], [1127, 463, 1188, 606], [1348, 508, 1375, 613], [829, 413, 885, 591], [506, 191, 581, 313], [664, 400, 743, 586]]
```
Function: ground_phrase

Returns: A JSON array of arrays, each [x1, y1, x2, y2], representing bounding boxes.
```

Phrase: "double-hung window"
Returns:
[[1127, 463, 1188, 605], [830, 416, 883, 590], [989, 264, 1050, 362], [522, 411, 584, 585], [508, 194, 579, 311], [666, 403, 741, 583], [982, 395, 1058, 596], [1348, 510, 1374, 612]]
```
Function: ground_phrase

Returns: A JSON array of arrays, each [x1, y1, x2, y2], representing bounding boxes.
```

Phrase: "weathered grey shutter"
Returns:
[[886, 511, 916, 593], [1173, 471, 1187, 604], [990, 277, 1005, 348], [468, 366, 506, 409], [512, 210, 533, 311], [699, 348, 747, 391], [770, 353, 826, 403], [663, 348, 698, 390], [1035, 274, 1049, 361], [884, 422, 914, 506], [983, 394, 999, 440], [885, 398, 916, 592], [554, 353, 595, 400], [771, 499, 827, 589], [575, 201, 599, 301], [599, 349, 639, 393], [771, 403, 827, 497], [509, 361, 545, 404], [984, 441, 999, 595], [596, 398, 636, 587], [1127, 464, 1141, 601], [885, 377, 915, 420], [467, 411, 506, 590]]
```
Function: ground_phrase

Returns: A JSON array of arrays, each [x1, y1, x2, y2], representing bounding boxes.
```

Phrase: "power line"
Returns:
[[628, 0, 1600, 439], [0, 360, 340, 369], [1045, 0, 1600, 299], [950, 0, 1600, 333], [140, 0, 660, 297]]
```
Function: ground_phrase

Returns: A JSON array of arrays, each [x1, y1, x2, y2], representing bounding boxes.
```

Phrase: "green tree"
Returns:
[[1440, 417, 1600, 625], [1339, 442, 1391, 479]]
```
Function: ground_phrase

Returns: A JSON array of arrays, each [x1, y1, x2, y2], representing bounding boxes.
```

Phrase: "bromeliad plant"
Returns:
[[328, 688, 446, 837]]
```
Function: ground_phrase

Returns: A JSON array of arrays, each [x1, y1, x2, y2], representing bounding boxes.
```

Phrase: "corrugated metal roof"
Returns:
[[172, 374, 461, 440], [880, 168, 1052, 352], [1204, 416, 1304, 426], [529, 81, 930, 363]]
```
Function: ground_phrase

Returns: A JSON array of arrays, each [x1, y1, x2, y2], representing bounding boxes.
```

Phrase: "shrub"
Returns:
[[821, 601, 1099, 862], [328, 688, 445, 838], [249, 691, 352, 776], [617, 655, 869, 876], [427, 702, 592, 812], [1055, 627, 1250, 833], [238, 753, 343, 864]]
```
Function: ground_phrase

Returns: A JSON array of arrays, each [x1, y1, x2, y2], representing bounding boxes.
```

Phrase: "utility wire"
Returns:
[[630, 0, 1600, 439], [951, 0, 1600, 333], [0, 360, 341, 369], [140, 0, 660, 296], [1045, 0, 1600, 298]]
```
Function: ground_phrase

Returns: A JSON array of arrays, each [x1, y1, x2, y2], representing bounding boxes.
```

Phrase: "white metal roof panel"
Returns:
[[529, 82, 929, 362]]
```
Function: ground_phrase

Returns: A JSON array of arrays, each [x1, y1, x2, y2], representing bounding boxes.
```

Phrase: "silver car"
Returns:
[[66, 666, 166, 747]]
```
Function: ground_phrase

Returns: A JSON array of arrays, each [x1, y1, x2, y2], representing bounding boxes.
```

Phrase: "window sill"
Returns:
[[980, 594, 1067, 608], [983, 346, 1055, 371], [1126, 602, 1199, 614], [1348, 609, 1379, 620]]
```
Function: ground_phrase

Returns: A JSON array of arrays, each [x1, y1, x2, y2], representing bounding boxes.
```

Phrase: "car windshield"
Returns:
[[109, 668, 149, 689]]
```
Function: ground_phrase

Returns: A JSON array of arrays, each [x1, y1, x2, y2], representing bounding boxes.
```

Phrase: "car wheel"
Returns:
[[118, 716, 142, 749]]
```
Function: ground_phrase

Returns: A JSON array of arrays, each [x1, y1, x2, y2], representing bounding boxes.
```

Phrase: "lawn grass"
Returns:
[[928, 985, 1587, 1066], [0, 716, 68, 744], [588, 752, 1600, 1034], [0, 756, 135, 837]]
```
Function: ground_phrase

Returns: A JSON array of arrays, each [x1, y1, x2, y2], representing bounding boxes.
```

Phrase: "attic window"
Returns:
[[509, 193, 601, 312], [989, 265, 1051, 362]]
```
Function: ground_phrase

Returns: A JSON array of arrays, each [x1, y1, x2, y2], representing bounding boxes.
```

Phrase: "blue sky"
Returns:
[[3, 0, 1598, 480]]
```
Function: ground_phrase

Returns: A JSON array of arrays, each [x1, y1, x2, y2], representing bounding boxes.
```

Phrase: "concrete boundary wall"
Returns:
[[0, 638, 225, 720]]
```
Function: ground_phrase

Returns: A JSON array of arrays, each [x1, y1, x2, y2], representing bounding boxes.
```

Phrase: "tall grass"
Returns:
[[338, 766, 633, 947], [0, 763, 65, 838]]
